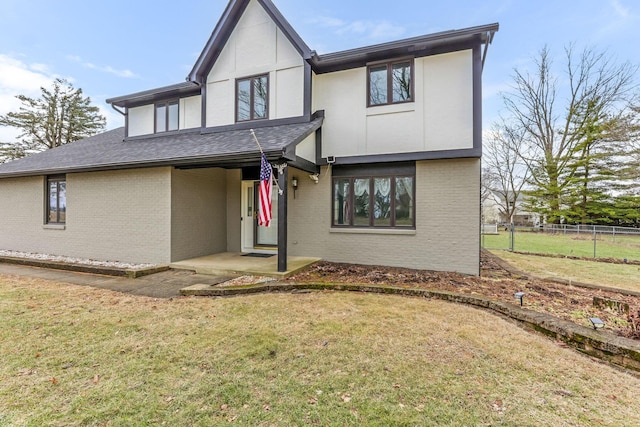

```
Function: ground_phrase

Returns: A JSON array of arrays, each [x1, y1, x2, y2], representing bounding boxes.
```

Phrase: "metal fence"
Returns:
[[481, 223, 640, 261]]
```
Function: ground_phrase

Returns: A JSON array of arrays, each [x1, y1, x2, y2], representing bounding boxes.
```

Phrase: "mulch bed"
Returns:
[[289, 253, 640, 340]]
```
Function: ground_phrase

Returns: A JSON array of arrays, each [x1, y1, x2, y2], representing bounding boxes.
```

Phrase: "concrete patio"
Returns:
[[170, 252, 321, 278]]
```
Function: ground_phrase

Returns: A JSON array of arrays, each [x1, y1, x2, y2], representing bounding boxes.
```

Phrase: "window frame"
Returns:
[[332, 164, 416, 229], [235, 73, 270, 123], [46, 174, 66, 225], [367, 58, 415, 107], [154, 100, 179, 133]]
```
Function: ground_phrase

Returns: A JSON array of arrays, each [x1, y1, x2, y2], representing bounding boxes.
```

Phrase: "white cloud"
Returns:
[[66, 55, 139, 78], [312, 15, 406, 43], [0, 54, 59, 142], [610, 0, 631, 18]]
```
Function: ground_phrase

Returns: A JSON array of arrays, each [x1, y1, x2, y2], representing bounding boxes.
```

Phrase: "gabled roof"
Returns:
[[188, 0, 313, 84], [0, 118, 323, 178]]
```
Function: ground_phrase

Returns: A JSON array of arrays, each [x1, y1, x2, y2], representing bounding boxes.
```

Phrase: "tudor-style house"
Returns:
[[0, 0, 498, 275]]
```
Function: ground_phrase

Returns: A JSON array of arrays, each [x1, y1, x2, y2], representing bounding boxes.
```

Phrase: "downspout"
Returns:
[[110, 104, 128, 139], [481, 30, 496, 70]]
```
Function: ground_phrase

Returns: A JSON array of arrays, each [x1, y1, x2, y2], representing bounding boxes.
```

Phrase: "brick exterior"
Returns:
[[287, 159, 480, 275]]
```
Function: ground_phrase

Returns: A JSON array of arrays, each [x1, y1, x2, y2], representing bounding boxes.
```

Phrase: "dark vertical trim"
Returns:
[[201, 85, 207, 129], [472, 44, 482, 154], [473, 45, 483, 276], [124, 107, 129, 139], [315, 126, 323, 164], [303, 61, 312, 118], [277, 165, 288, 272]]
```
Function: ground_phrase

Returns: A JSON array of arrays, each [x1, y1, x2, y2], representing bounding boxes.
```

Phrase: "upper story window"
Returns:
[[368, 60, 414, 107], [47, 175, 66, 224], [332, 163, 415, 229], [155, 100, 179, 133], [236, 74, 269, 122]]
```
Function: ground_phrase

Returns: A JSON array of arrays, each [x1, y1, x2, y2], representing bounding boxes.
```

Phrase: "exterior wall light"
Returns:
[[514, 292, 525, 307], [292, 177, 298, 199], [589, 317, 605, 330]]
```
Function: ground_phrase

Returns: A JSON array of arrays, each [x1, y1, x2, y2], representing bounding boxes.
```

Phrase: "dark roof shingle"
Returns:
[[0, 118, 322, 178]]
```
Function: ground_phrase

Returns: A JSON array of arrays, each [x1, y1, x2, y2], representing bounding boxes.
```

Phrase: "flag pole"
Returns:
[[250, 129, 283, 195]]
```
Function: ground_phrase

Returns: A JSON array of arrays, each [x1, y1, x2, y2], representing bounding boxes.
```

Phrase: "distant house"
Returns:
[[0, 0, 498, 275], [484, 191, 540, 227]]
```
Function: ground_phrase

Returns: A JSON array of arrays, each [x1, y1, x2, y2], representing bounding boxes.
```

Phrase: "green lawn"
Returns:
[[483, 231, 640, 261], [2, 275, 640, 426], [493, 250, 640, 292]]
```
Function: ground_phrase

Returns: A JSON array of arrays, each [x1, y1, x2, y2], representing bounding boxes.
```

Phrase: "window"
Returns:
[[236, 74, 269, 122], [333, 164, 415, 228], [47, 175, 66, 224], [155, 100, 179, 133], [368, 60, 413, 106]]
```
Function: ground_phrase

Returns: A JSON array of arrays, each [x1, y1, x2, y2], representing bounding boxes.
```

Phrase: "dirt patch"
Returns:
[[289, 252, 640, 340]]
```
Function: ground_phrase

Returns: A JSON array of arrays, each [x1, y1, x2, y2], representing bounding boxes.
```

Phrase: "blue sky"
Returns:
[[1, 0, 638, 142]]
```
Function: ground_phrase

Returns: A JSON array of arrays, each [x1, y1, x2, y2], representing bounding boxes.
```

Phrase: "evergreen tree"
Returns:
[[0, 78, 106, 163]]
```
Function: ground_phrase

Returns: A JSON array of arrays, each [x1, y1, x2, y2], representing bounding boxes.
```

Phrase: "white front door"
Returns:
[[241, 181, 278, 254]]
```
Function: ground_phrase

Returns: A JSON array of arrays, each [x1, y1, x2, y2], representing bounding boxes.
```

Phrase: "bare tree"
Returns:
[[483, 122, 530, 224], [503, 46, 636, 223]]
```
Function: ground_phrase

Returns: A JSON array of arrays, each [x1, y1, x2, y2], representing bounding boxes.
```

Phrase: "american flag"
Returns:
[[258, 153, 273, 227]]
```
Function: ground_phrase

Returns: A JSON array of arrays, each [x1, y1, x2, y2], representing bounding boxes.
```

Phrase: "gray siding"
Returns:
[[225, 169, 242, 253], [287, 159, 480, 275], [0, 168, 172, 264], [170, 168, 228, 261]]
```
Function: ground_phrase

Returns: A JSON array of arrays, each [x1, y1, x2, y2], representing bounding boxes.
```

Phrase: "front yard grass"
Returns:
[[494, 250, 640, 293], [483, 231, 640, 261], [2, 275, 640, 426]]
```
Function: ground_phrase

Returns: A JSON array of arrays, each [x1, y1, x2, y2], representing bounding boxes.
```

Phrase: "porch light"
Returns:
[[589, 317, 605, 330], [292, 177, 298, 199], [514, 292, 525, 307]]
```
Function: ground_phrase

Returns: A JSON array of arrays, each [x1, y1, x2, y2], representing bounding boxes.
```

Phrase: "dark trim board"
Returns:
[[319, 148, 482, 166]]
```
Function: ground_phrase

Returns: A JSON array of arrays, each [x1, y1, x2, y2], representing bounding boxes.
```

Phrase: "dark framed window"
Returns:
[[368, 59, 414, 106], [155, 100, 179, 133], [236, 74, 269, 122], [47, 175, 66, 224], [332, 163, 415, 228]]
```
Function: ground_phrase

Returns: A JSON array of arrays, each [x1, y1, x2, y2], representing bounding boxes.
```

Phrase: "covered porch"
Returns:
[[170, 252, 321, 278]]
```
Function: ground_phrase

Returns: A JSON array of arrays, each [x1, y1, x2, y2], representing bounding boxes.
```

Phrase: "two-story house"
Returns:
[[0, 0, 498, 275]]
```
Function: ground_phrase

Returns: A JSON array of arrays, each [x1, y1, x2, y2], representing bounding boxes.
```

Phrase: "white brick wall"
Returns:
[[287, 159, 480, 275]]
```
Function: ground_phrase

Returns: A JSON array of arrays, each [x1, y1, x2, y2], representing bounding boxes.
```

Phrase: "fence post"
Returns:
[[593, 226, 597, 258], [509, 223, 515, 252]]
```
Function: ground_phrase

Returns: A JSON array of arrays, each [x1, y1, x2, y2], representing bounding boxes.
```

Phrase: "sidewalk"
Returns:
[[0, 263, 233, 298]]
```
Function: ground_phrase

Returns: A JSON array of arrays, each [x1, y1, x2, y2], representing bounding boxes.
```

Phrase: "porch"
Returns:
[[170, 252, 321, 278]]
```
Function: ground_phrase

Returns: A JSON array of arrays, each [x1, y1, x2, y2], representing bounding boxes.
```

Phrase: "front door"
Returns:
[[241, 181, 278, 253]]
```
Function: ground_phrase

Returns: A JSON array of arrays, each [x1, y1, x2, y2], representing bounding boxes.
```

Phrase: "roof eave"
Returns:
[[106, 81, 201, 108], [311, 22, 499, 74]]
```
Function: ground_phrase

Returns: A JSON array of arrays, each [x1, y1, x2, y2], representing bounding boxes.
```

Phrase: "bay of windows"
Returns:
[[333, 166, 415, 228]]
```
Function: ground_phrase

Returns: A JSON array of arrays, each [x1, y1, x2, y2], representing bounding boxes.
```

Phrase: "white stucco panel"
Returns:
[[314, 69, 367, 158], [275, 66, 304, 118], [207, 80, 234, 127], [295, 133, 316, 163], [366, 110, 421, 154], [180, 95, 202, 129], [128, 104, 154, 137], [422, 50, 474, 151]]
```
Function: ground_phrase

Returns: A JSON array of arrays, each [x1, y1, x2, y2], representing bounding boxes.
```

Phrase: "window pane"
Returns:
[[155, 105, 166, 132], [48, 181, 58, 223], [353, 178, 370, 226], [237, 79, 251, 121], [254, 76, 268, 119], [374, 177, 391, 226], [58, 182, 66, 223], [369, 66, 388, 105], [395, 177, 414, 226], [333, 179, 351, 226], [168, 102, 179, 131], [392, 62, 411, 102]]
